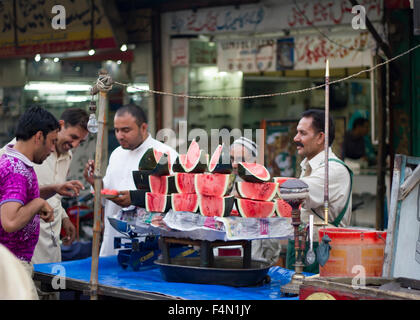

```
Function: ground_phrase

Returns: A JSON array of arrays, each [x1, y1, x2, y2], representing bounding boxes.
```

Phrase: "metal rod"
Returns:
[[89, 69, 110, 300], [324, 60, 330, 225]]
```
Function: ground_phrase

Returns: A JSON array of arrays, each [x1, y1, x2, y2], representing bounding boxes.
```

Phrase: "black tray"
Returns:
[[155, 256, 271, 287]]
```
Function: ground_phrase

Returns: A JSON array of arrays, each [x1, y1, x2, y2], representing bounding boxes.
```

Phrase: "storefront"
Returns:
[[0, 0, 154, 183], [162, 0, 385, 227]]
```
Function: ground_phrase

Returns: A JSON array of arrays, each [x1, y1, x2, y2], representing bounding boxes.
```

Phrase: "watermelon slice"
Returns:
[[236, 198, 276, 218], [174, 173, 197, 194], [149, 175, 177, 194], [237, 162, 271, 183], [145, 192, 171, 213], [195, 173, 234, 197], [171, 193, 199, 212], [132, 170, 152, 190], [172, 139, 207, 173], [138, 148, 164, 170], [208, 144, 233, 174], [275, 199, 292, 218], [150, 153, 171, 176], [199, 195, 234, 217], [236, 181, 278, 201]]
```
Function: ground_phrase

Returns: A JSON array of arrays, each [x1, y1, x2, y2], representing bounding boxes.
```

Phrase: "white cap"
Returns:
[[231, 137, 258, 157]]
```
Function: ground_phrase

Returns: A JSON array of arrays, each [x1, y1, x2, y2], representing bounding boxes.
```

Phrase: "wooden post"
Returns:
[[324, 60, 330, 225], [89, 69, 111, 300], [376, 56, 387, 230]]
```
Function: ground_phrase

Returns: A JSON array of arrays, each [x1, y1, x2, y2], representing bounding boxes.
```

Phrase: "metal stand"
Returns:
[[280, 190, 308, 295]]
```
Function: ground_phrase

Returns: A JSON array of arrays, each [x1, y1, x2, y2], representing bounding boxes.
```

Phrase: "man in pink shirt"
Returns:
[[0, 106, 59, 297]]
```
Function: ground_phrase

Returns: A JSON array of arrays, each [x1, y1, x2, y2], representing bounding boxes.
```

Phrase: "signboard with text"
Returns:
[[166, 0, 382, 35], [0, 0, 116, 58]]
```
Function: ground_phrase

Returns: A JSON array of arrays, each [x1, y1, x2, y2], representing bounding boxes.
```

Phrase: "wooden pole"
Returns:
[[376, 56, 387, 230], [89, 69, 111, 300], [324, 59, 330, 225]]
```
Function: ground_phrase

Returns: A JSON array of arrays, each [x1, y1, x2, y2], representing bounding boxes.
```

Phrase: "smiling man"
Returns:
[[294, 109, 353, 232], [83, 104, 178, 257], [0, 108, 88, 267], [286, 109, 353, 273]]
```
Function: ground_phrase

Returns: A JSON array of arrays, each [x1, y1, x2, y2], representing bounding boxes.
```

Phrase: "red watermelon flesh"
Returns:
[[171, 193, 199, 212], [195, 173, 234, 197], [172, 140, 207, 173], [208, 144, 222, 172], [230, 209, 239, 217], [154, 149, 164, 163], [236, 181, 278, 201], [175, 173, 196, 194], [275, 199, 292, 218], [199, 195, 234, 217], [186, 139, 200, 169], [149, 175, 176, 194], [145, 193, 171, 212], [238, 162, 270, 183], [236, 198, 276, 218]]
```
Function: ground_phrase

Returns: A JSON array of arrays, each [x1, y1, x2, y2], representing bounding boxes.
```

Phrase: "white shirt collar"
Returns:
[[130, 134, 152, 153], [4, 144, 34, 167], [300, 147, 333, 170]]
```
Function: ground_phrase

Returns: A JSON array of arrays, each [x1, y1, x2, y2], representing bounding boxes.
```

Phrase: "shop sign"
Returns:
[[217, 39, 277, 72], [0, 0, 116, 58], [293, 32, 373, 70], [171, 39, 190, 66], [166, 0, 382, 35]]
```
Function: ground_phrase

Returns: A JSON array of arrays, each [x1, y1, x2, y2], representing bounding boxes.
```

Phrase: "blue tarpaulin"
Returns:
[[34, 256, 311, 300]]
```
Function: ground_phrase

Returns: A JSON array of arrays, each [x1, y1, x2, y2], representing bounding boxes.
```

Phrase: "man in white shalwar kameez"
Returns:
[[83, 104, 178, 257]]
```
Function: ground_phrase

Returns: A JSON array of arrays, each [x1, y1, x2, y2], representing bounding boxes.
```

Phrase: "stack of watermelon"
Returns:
[[172, 141, 236, 217], [235, 162, 279, 218], [196, 143, 235, 217], [131, 148, 174, 213], [170, 139, 208, 214]]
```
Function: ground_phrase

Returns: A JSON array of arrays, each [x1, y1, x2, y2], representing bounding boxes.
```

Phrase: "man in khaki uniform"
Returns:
[[0, 108, 89, 297], [287, 109, 353, 273]]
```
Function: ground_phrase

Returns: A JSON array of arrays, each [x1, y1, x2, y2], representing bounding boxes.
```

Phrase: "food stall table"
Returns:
[[33, 255, 310, 300]]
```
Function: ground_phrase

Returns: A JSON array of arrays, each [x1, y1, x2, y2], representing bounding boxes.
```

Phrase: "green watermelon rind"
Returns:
[[129, 189, 148, 207], [132, 170, 153, 190], [171, 193, 199, 213], [148, 175, 177, 194], [194, 173, 235, 197], [198, 195, 234, 217], [237, 162, 271, 183], [145, 192, 171, 213], [236, 181, 278, 201], [138, 148, 162, 170], [236, 198, 276, 218], [150, 153, 171, 176]]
